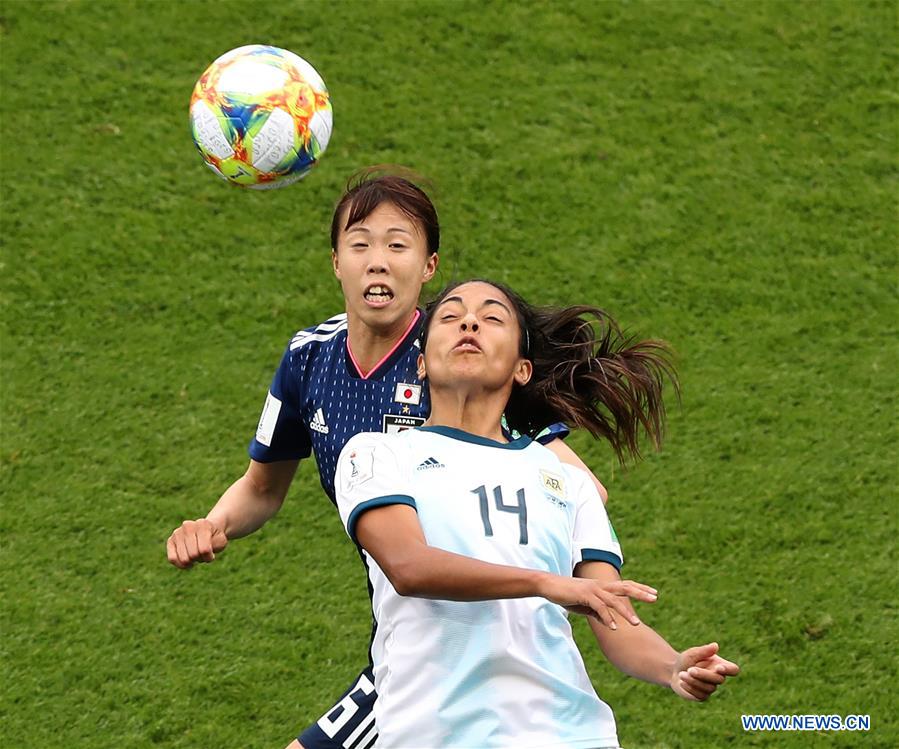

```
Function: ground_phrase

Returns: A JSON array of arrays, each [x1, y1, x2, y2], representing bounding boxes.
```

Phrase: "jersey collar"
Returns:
[[418, 425, 533, 450], [345, 309, 423, 380]]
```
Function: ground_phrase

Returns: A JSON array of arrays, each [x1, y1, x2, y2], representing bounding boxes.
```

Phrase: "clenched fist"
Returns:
[[166, 518, 228, 569]]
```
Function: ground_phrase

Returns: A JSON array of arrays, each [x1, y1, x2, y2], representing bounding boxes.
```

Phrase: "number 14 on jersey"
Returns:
[[471, 484, 528, 545]]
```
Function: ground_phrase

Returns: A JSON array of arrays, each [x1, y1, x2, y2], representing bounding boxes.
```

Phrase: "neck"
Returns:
[[346, 309, 420, 378], [425, 385, 511, 442]]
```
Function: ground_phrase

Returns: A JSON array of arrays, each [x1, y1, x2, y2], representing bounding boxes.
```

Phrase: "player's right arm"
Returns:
[[354, 502, 651, 628], [167, 458, 298, 569], [168, 339, 311, 570]]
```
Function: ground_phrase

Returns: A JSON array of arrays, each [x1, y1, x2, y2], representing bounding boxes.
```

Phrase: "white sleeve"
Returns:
[[566, 467, 624, 571], [336, 433, 417, 544]]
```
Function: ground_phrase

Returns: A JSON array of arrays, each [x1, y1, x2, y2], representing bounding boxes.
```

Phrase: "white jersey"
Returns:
[[336, 426, 623, 749]]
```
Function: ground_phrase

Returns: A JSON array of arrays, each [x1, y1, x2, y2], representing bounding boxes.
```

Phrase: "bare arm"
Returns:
[[355, 504, 656, 628], [578, 561, 678, 685], [544, 438, 609, 503], [166, 458, 298, 568], [207, 459, 298, 537], [576, 561, 739, 700]]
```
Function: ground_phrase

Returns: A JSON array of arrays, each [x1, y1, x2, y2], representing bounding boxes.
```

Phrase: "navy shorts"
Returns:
[[298, 666, 378, 749]]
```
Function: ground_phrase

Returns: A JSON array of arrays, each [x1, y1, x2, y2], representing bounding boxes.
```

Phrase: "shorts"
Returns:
[[297, 666, 622, 749], [298, 666, 378, 749]]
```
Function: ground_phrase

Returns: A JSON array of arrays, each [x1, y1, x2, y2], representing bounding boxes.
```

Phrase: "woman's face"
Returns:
[[332, 201, 438, 333], [419, 281, 532, 392]]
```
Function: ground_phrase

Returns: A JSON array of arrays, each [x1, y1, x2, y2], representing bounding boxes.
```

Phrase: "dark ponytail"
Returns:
[[423, 280, 678, 464]]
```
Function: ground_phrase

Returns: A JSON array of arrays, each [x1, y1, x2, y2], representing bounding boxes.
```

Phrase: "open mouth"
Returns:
[[453, 336, 481, 353], [364, 284, 394, 304]]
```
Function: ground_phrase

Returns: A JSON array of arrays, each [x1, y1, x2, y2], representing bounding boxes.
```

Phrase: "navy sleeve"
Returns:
[[535, 422, 570, 445], [500, 417, 570, 443], [248, 345, 312, 462]]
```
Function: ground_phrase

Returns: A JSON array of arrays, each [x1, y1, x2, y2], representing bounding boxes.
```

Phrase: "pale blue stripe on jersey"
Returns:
[[581, 548, 623, 570], [347, 494, 417, 542], [430, 602, 608, 746]]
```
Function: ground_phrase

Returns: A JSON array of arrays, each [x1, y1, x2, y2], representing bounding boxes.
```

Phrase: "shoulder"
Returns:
[[337, 431, 412, 497], [526, 445, 593, 497], [342, 430, 385, 453], [557, 462, 603, 506], [522, 438, 561, 464], [288, 312, 348, 352], [342, 429, 411, 458]]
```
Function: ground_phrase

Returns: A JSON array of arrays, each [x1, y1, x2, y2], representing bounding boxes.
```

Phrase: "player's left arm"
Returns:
[[545, 438, 608, 504], [576, 560, 740, 700]]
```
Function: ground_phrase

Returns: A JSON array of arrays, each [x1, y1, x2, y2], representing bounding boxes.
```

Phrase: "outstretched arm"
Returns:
[[355, 504, 656, 628], [206, 459, 298, 538], [576, 560, 739, 700], [166, 458, 298, 568], [544, 438, 608, 503]]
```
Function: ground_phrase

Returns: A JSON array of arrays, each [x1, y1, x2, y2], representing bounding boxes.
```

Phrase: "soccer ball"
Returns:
[[190, 45, 333, 189]]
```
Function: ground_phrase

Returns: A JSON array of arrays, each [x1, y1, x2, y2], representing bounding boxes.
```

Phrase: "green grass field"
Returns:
[[1, 0, 896, 747]]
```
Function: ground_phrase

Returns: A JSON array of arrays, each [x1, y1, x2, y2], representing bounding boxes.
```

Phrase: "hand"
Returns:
[[166, 518, 228, 569], [538, 574, 657, 629], [671, 642, 740, 701]]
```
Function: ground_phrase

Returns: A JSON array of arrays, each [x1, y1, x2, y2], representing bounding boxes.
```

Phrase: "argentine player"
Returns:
[[336, 280, 740, 748], [166, 170, 613, 749]]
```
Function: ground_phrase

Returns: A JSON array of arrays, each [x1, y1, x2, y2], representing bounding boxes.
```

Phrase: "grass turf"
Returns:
[[1, 0, 896, 747]]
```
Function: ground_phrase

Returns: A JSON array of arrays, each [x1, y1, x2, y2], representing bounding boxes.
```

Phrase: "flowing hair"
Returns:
[[421, 279, 679, 464]]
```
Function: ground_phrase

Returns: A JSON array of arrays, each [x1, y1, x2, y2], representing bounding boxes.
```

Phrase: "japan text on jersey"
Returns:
[[248, 311, 431, 503]]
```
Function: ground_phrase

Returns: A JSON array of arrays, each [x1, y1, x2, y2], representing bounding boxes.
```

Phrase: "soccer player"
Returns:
[[335, 279, 739, 748], [166, 169, 613, 749]]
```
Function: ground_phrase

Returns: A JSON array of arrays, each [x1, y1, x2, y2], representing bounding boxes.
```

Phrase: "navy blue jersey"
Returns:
[[248, 309, 569, 504], [249, 311, 431, 503]]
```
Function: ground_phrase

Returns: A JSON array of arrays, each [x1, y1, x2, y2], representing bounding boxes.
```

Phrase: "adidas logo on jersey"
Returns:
[[309, 408, 329, 434], [416, 456, 445, 471]]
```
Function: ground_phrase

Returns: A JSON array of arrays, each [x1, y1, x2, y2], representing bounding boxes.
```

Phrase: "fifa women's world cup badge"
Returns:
[[343, 448, 374, 491]]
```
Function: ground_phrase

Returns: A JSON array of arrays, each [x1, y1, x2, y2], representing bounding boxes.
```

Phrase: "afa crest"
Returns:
[[540, 470, 566, 499]]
